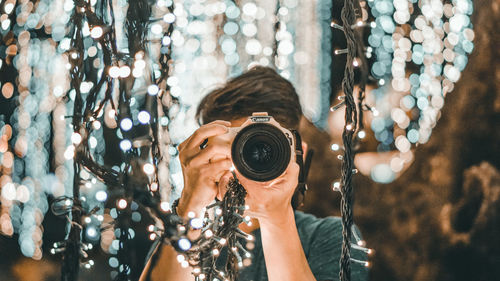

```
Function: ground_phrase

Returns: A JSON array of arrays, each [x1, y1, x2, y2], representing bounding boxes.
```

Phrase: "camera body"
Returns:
[[218, 112, 296, 182]]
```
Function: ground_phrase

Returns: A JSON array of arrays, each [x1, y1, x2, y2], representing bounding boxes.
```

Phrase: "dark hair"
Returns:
[[195, 66, 302, 129]]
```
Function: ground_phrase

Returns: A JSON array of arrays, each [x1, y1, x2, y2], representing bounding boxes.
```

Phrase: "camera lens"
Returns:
[[232, 123, 291, 182]]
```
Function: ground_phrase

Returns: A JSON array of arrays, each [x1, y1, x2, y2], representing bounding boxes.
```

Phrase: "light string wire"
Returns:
[[50, 0, 252, 279], [338, 0, 358, 280], [62, 1, 87, 279], [192, 177, 248, 281], [51, 0, 179, 279], [114, 0, 152, 279]]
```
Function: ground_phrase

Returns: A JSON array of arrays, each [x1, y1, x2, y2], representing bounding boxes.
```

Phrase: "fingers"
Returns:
[[184, 142, 231, 167], [201, 158, 232, 182], [186, 121, 231, 150], [216, 171, 232, 200], [271, 162, 299, 186], [178, 120, 231, 151]]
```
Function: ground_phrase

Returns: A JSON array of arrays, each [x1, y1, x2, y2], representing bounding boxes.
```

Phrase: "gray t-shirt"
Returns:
[[145, 211, 369, 281], [218, 211, 369, 281]]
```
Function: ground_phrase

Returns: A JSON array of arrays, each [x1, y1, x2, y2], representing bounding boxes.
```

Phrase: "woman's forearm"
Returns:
[[259, 208, 316, 281], [139, 202, 204, 281], [139, 242, 194, 281]]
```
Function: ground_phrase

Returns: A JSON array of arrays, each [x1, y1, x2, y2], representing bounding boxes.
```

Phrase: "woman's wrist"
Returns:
[[257, 205, 295, 228], [176, 195, 206, 219]]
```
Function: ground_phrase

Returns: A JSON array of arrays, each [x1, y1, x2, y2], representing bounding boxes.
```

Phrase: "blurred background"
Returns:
[[0, 0, 498, 280]]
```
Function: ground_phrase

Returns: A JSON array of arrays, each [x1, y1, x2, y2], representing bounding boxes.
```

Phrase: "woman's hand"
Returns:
[[177, 120, 232, 218], [238, 161, 317, 281], [237, 161, 300, 224]]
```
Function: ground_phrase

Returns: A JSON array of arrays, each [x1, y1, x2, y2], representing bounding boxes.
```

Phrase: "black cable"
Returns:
[[338, 0, 358, 280]]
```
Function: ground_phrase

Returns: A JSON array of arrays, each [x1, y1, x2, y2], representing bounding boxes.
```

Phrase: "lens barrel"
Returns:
[[231, 123, 291, 182]]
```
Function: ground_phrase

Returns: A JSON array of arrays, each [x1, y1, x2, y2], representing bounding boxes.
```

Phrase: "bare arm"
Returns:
[[139, 240, 194, 281], [259, 207, 316, 281], [240, 162, 316, 281]]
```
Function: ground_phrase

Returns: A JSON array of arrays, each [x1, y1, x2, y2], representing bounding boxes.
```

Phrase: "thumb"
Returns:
[[216, 171, 232, 200]]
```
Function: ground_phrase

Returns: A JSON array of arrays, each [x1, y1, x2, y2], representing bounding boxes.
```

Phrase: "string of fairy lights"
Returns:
[[0, 0, 474, 280]]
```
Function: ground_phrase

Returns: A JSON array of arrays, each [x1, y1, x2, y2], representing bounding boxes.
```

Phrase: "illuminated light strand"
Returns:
[[330, 0, 372, 279], [350, 257, 370, 267], [330, 20, 376, 31], [180, 176, 250, 281], [42, 0, 181, 279]]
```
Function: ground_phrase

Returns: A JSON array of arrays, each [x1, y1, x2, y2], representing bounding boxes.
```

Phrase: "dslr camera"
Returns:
[[217, 112, 296, 182]]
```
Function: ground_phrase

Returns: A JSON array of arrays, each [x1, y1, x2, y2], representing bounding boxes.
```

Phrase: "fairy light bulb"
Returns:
[[117, 199, 127, 209], [147, 84, 159, 96], [109, 66, 120, 78], [71, 132, 82, 144], [119, 65, 131, 78], [138, 111, 150, 124], [92, 120, 101, 130], [119, 139, 132, 151], [204, 229, 214, 238], [332, 181, 341, 191], [177, 238, 191, 251], [149, 233, 156, 240], [353, 58, 360, 67], [160, 201, 170, 212], [90, 26, 103, 38], [358, 130, 366, 139], [190, 218, 203, 229], [95, 190, 107, 202], [120, 118, 133, 131], [143, 163, 155, 175]]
